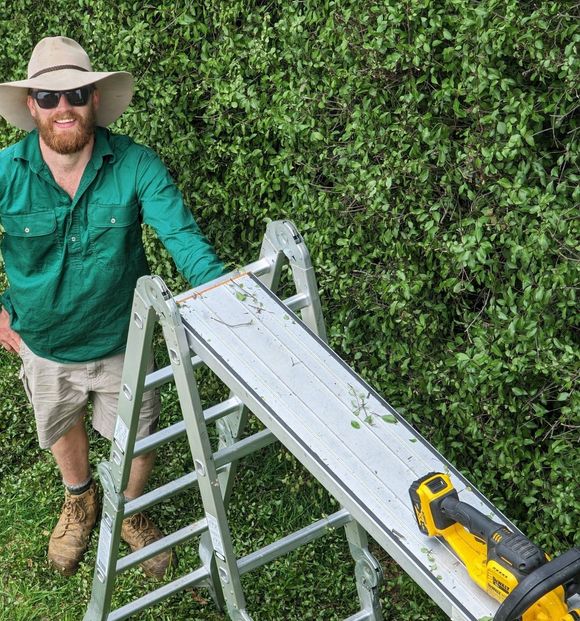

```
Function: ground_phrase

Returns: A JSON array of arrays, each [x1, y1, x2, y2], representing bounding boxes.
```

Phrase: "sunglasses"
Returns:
[[30, 85, 94, 109]]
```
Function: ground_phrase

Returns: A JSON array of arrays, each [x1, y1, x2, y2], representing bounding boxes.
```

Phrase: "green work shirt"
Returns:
[[0, 127, 226, 363]]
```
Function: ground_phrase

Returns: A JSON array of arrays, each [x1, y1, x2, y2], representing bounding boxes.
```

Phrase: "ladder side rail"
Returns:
[[260, 220, 327, 340], [153, 277, 253, 621], [344, 521, 384, 621], [84, 283, 159, 621]]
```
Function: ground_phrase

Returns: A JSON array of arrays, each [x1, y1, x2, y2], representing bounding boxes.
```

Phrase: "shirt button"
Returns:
[[24, 227, 30, 233], [110, 217, 116, 224], [71, 236, 77, 242]]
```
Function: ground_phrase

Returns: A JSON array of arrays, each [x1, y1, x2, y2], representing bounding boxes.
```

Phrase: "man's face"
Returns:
[[27, 88, 99, 155]]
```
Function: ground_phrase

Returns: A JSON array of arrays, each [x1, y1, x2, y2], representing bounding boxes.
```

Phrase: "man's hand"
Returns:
[[0, 307, 20, 354]]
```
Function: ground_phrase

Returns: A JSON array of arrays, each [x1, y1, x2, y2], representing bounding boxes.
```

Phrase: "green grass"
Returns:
[[0, 346, 446, 621]]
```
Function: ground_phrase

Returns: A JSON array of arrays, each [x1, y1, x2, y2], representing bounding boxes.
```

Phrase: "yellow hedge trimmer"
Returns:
[[409, 472, 580, 621]]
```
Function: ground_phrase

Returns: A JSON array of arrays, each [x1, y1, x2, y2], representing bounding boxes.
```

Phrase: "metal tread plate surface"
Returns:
[[177, 273, 509, 620]]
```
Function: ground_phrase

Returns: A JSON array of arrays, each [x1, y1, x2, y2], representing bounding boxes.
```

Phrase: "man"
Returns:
[[0, 36, 226, 578]]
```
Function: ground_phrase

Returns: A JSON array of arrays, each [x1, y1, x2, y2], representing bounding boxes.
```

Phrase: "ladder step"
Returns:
[[116, 519, 208, 574], [125, 429, 277, 516], [142, 278, 302, 395], [133, 396, 243, 456], [238, 508, 352, 576], [125, 471, 201, 518], [107, 566, 210, 621], [281, 291, 309, 312], [143, 354, 202, 391]]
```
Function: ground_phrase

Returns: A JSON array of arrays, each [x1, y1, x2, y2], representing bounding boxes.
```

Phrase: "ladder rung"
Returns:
[[133, 420, 187, 456], [282, 291, 309, 311], [238, 508, 351, 575], [214, 428, 276, 468], [125, 471, 201, 517], [243, 256, 274, 277], [133, 396, 243, 456], [116, 519, 208, 574], [125, 429, 276, 516], [143, 355, 203, 391], [107, 566, 210, 621]]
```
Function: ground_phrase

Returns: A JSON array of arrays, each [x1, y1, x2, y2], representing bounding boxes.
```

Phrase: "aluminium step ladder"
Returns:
[[85, 220, 522, 621]]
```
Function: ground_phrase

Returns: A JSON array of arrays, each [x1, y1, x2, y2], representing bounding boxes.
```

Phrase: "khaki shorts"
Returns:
[[19, 341, 160, 449]]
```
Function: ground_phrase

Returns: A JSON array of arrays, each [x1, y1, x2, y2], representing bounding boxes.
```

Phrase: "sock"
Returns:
[[65, 476, 93, 496]]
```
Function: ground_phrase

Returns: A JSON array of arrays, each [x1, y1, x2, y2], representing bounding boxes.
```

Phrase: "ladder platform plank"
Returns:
[[178, 273, 509, 621]]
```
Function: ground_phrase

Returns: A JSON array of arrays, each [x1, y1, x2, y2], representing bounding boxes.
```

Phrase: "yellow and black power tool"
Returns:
[[409, 472, 580, 621]]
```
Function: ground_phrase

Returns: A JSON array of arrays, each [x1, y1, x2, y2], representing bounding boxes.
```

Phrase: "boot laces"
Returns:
[[125, 513, 157, 546], [61, 496, 87, 527]]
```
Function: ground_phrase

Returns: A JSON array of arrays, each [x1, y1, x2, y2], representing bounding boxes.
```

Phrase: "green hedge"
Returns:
[[0, 0, 577, 560]]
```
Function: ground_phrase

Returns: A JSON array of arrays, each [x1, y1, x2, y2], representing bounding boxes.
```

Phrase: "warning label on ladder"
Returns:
[[206, 512, 226, 560]]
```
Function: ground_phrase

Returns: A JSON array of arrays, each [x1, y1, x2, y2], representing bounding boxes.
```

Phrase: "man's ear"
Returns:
[[92, 87, 100, 111], [26, 95, 37, 119]]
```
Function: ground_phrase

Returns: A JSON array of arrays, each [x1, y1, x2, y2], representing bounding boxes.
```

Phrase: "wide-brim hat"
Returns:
[[0, 36, 134, 131]]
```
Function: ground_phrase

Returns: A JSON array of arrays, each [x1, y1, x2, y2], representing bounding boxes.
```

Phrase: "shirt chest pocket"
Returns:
[[1, 210, 60, 276], [88, 203, 141, 267]]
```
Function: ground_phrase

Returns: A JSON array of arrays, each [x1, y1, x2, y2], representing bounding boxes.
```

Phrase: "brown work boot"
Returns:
[[48, 482, 99, 576], [121, 512, 176, 579]]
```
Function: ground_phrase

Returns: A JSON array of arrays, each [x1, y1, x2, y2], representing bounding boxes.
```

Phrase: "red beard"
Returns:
[[35, 105, 96, 155]]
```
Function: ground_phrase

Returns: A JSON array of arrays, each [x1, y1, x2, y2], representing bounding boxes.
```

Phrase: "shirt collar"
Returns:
[[12, 126, 115, 172], [91, 126, 115, 169], [12, 130, 44, 173]]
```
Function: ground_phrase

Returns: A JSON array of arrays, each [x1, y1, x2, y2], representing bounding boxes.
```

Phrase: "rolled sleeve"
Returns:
[[136, 150, 226, 287]]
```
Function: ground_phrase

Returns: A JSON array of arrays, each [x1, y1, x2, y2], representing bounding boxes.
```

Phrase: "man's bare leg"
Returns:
[[124, 452, 155, 499], [50, 417, 91, 486], [50, 416, 155, 494]]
